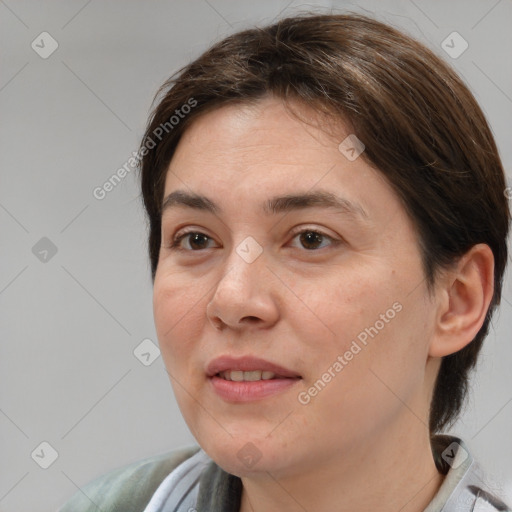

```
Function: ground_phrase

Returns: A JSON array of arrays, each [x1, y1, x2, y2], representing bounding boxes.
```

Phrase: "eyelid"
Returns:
[[288, 225, 337, 240]]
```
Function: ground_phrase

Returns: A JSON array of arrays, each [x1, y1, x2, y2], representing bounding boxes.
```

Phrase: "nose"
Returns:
[[206, 246, 280, 331]]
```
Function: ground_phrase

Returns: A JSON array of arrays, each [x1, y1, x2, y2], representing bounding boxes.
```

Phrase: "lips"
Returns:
[[206, 355, 301, 379], [206, 355, 302, 402]]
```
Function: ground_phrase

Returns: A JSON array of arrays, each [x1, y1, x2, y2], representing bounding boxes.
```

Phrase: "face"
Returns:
[[153, 96, 440, 479]]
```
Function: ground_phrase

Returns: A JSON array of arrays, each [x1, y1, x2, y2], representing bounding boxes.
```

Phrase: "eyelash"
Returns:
[[169, 227, 339, 252]]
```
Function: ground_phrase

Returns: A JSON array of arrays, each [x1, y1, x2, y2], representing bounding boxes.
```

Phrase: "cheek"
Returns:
[[153, 274, 209, 429], [153, 272, 206, 366], [294, 265, 395, 355], [295, 264, 427, 396], [317, 289, 432, 418]]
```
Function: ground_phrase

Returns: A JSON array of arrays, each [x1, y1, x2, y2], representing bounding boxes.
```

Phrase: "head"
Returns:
[[138, 13, 510, 475]]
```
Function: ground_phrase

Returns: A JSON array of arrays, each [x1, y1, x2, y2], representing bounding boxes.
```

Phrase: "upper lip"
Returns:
[[206, 355, 301, 378]]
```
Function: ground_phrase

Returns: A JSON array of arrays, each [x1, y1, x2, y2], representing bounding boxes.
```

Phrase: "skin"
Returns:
[[153, 96, 494, 512]]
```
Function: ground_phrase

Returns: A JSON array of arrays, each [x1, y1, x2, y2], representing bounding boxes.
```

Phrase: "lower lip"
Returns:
[[209, 375, 300, 402]]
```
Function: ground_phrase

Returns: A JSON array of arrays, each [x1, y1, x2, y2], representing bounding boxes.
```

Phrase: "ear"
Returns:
[[428, 244, 495, 358]]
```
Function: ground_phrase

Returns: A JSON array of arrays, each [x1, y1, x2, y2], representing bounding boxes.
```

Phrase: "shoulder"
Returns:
[[58, 445, 201, 512]]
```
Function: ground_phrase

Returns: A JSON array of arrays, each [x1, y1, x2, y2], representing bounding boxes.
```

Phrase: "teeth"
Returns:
[[243, 370, 261, 381], [219, 370, 277, 381], [231, 371, 244, 382]]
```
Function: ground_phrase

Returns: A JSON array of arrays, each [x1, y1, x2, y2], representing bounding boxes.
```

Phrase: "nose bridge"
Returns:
[[207, 235, 278, 328], [216, 234, 267, 297]]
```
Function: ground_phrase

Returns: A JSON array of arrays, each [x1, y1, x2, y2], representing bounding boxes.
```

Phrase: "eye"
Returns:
[[170, 230, 217, 251], [168, 227, 339, 252], [288, 228, 337, 250]]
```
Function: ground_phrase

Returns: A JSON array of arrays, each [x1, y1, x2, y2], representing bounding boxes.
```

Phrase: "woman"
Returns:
[[59, 12, 511, 512]]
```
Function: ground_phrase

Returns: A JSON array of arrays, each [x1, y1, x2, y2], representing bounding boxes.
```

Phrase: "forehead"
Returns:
[[169, 97, 344, 165], [162, 97, 400, 224]]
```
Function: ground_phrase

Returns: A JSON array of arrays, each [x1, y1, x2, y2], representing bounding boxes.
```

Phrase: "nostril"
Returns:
[[242, 316, 261, 324], [210, 317, 226, 331]]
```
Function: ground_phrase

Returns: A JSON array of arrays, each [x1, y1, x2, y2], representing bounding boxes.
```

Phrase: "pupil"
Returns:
[[190, 233, 208, 249], [301, 231, 322, 250]]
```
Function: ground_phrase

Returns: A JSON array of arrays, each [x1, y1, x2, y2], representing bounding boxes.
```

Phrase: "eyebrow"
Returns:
[[161, 189, 369, 220]]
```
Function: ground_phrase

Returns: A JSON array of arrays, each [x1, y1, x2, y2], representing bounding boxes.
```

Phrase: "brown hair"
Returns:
[[138, 13, 510, 435]]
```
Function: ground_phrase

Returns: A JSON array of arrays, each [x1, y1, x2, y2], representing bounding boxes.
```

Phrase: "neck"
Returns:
[[239, 418, 444, 512]]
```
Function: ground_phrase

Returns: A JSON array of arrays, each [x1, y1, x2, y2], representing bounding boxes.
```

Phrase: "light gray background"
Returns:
[[1, 1, 511, 511]]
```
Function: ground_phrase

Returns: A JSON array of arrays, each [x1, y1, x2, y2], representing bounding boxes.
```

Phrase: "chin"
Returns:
[[207, 444, 283, 478], [193, 422, 289, 477]]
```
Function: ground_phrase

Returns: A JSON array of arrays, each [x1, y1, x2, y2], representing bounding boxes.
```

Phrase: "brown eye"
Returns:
[[299, 231, 324, 250], [171, 231, 215, 251], [290, 229, 335, 250]]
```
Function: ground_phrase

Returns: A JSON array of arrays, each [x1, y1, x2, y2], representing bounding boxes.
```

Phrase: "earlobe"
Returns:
[[428, 244, 494, 358]]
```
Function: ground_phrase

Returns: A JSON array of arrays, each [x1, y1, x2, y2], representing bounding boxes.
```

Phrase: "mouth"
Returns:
[[216, 370, 285, 381], [206, 356, 302, 402]]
